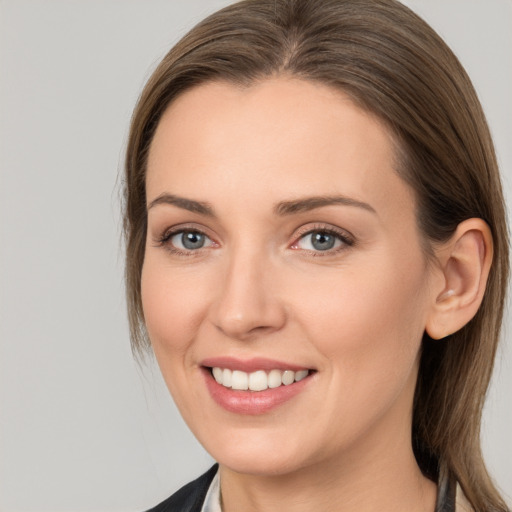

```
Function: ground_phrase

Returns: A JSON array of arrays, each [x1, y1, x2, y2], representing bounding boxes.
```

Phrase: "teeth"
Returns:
[[211, 367, 310, 391], [295, 370, 309, 382], [268, 369, 282, 388], [249, 370, 268, 391], [212, 367, 223, 384], [282, 370, 295, 385], [231, 370, 248, 390], [222, 368, 232, 388]]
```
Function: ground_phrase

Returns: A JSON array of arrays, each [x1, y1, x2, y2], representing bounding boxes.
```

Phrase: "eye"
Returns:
[[171, 230, 211, 250], [156, 228, 217, 254], [291, 227, 354, 253]]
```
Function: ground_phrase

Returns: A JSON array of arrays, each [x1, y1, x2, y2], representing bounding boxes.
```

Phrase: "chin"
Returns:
[[218, 451, 304, 477], [199, 427, 315, 476]]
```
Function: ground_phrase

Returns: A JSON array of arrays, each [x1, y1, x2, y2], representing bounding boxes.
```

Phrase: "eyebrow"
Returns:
[[147, 193, 215, 216], [147, 193, 376, 217], [274, 195, 376, 216]]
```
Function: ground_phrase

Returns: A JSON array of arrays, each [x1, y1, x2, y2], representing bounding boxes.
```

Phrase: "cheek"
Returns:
[[140, 258, 210, 358], [293, 252, 429, 394], [140, 257, 217, 421]]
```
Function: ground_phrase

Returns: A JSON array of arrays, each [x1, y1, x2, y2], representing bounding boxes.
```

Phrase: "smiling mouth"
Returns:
[[209, 367, 312, 392], [202, 362, 315, 414]]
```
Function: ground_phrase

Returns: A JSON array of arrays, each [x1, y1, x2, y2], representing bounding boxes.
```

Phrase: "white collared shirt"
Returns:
[[201, 471, 222, 512]]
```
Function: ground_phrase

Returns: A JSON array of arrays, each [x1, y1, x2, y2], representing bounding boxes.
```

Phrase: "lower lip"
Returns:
[[202, 368, 312, 415]]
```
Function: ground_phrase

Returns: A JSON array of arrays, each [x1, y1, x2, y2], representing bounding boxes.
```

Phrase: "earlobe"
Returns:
[[425, 218, 493, 340]]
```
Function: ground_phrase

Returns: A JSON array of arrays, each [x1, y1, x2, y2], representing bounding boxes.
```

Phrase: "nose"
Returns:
[[209, 249, 287, 341]]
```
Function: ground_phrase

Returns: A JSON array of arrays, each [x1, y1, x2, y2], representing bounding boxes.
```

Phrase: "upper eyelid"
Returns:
[[157, 223, 215, 241], [292, 223, 355, 242]]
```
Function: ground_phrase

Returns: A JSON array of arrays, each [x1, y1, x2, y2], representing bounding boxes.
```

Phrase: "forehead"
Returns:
[[146, 77, 414, 222]]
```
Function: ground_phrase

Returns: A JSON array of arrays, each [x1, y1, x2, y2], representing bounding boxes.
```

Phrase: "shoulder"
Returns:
[[145, 464, 219, 512]]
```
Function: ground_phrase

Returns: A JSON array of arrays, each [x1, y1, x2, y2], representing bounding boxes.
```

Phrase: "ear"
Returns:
[[425, 218, 493, 340]]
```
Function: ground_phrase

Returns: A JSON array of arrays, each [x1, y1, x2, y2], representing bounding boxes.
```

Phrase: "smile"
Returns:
[[211, 367, 310, 391], [201, 360, 315, 415]]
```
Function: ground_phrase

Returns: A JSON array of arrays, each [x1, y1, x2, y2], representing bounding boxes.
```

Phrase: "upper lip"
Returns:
[[200, 356, 312, 373]]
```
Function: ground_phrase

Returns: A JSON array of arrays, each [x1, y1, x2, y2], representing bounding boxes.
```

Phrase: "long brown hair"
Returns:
[[123, 1, 509, 510]]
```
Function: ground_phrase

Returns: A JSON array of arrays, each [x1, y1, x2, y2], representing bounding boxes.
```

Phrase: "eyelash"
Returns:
[[291, 224, 355, 256], [154, 223, 355, 257], [154, 224, 217, 257]]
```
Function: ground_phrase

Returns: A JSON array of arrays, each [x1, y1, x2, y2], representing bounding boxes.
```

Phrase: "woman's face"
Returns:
[[142, 78, 439, 476]]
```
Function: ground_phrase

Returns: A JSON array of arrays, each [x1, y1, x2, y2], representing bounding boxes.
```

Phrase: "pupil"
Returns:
[[182, 231, 205, 249], [311, 231, 335, 251]]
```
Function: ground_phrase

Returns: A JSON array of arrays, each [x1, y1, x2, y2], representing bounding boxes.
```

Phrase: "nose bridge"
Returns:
[[211, 242, 285, 340]]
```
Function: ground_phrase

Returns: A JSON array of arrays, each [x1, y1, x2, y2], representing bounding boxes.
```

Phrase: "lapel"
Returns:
[[146, 464, 219, 512]]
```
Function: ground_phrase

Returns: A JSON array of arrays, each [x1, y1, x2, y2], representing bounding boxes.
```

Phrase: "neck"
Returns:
[[219, 416, 437, 512]]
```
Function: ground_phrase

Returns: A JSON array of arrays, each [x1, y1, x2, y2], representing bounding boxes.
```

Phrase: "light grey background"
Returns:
[[0, 1, 510, 511]]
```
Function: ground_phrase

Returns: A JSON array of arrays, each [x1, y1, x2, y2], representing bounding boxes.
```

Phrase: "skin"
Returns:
[[142, 77, 450, 511]]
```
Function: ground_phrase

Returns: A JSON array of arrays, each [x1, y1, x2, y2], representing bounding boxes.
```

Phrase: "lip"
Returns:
[[200, 356, 311, 373], [200, 358, 315, 415]]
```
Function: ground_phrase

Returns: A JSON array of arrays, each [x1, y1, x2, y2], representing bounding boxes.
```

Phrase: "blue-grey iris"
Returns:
[[182, 231, 205, 249], [311, 231, 335, 251]]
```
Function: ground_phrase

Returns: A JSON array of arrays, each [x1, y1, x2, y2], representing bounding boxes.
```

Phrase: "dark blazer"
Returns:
[[146, 464, 218, 512], [146, 463, 457, 512]]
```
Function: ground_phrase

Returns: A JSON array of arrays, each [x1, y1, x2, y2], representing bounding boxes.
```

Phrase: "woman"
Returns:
[[123, 0, 509, 510]]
